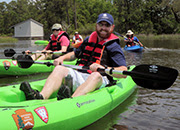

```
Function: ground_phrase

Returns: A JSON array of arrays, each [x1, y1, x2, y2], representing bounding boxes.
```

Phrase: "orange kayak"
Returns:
[[71, 41, 83, 48]]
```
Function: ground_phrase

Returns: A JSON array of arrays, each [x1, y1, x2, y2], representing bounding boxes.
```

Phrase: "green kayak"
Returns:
[[34, 40, 49, 45], [0, 65, 136, 129], [0, 59, 75, 77]]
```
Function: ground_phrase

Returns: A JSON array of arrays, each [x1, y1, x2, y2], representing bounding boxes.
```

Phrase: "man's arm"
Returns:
[[53, 51, 76, 66]]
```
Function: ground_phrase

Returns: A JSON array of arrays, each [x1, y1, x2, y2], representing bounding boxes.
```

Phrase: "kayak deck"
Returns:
[[124, 45, 143, 52], [0, 66, 136, 129]]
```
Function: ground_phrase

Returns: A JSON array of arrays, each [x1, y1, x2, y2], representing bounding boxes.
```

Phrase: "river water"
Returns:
[[0, 39, 179, 130]]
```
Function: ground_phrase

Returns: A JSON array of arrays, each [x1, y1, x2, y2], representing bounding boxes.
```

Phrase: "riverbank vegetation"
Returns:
[[0, 36, 18, 43], [0, 0, 180, 37]]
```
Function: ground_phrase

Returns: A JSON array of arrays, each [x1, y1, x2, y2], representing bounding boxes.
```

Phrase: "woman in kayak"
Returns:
[[124, 30, 143, 47], [26, 23, 70, 60], [20, 13, 127, 100]]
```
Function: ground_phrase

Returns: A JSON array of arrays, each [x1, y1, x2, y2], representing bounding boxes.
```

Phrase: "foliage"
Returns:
[[0, 0, 180, 37]]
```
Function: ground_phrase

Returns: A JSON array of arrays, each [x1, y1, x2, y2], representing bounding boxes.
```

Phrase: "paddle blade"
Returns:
[[17, 55, 34, 68], [129, 64, 178, 90], [4, 49, 16, 57]]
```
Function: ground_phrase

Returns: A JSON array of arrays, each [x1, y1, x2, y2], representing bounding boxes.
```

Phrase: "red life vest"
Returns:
[[126, 37, 135, 46], [49, 31, 70, 51], [75, 34, 82, 41], [76, 31, 120, 73]]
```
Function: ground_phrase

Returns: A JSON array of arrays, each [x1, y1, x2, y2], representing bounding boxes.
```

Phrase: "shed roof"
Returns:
[[12, 18, 43, 27]]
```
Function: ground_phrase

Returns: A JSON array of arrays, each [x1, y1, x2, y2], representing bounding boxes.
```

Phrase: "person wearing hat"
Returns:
[[124, 30, 143, 47], [26, 23, 70, 60], [71, 31, 83, 48], [72, 31, 83, 44], [20, 13, 127, 100]]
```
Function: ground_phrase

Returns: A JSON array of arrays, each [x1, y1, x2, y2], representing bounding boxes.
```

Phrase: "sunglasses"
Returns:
[[98, 23, 111, 27], [52, 29, 60, 31]]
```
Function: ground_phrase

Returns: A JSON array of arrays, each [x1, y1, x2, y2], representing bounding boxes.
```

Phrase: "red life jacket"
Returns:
[[75, 34, 82, 41], [49, 31, 70, 51], [76, 31, 120, 73], [126, 37, 135, 46]]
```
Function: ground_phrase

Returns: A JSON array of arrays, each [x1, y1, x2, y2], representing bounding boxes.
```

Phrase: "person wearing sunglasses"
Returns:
[[20, 13, 127, 101], [124, 30, 143, 47], [26, 23, 70, 60]]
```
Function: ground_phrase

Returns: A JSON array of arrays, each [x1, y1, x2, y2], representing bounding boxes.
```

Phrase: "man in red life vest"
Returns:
[[124, 30, 143, 47], [26, 23, 70, 60], [20, 13, 127, 100]]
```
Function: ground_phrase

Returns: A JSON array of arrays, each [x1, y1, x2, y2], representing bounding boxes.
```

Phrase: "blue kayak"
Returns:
[[124, 45, 143, 52]]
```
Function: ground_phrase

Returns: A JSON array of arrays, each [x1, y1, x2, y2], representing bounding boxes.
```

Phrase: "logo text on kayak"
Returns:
[[76, 99, 95, 108]]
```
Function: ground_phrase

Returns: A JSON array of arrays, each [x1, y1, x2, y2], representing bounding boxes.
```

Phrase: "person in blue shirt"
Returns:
[[20, 13, 127, 100], [124, 30, 143, 47]]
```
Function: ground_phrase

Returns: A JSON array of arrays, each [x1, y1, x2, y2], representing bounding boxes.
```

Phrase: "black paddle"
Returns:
[[4, 48, 66, 57], [16, 54, 178, 90]]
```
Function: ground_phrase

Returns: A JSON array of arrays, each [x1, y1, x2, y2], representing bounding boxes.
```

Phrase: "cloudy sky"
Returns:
[[0, 0, 12, 3]]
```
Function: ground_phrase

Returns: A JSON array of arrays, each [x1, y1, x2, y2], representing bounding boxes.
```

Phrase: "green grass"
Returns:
[[135, 34, 180, 40], [0, 36, 18, 43]]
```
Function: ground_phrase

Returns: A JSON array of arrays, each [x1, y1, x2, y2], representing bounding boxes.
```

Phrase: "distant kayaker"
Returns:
[[26, 23, 70, 60], [71, 31, 83, 48], [20, 13, 127, 100], [72, 31, 83, 44], [124, 30, 143, 47]]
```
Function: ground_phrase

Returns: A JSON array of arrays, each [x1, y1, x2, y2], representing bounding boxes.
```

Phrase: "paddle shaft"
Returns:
[[27, 51, 65, 55], [17, 54, 178, 90], [4, 48, 66, 57], [34, 62, 167, 81]]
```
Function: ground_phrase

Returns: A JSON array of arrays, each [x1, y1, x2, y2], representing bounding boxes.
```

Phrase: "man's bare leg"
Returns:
[[72, 72, 102, 97], [40, 66, 69, 99]]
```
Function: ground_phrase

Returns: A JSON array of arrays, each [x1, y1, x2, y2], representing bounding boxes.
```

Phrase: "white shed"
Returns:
[[13, 18, 44, 39]]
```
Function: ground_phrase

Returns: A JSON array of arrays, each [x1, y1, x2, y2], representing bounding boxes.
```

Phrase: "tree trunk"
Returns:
[[74, 0, 77, 29], [171, 7, 180, 23]]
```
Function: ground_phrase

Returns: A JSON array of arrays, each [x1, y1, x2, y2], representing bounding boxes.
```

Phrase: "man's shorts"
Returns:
[[67, 68, 109, 92]]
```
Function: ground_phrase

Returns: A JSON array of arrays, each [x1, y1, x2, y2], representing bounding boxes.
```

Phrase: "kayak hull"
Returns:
[[124, 45, 143, 52], [34, 40, 49, 45], [0, 59, 76, 77], [0, 66, 136, 129], [71, 41, 83, 48]]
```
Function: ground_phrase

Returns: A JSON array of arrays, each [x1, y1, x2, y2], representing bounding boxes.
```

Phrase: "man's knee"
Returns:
[[53, 65, 69, 75], [90, 72, 102, 82]]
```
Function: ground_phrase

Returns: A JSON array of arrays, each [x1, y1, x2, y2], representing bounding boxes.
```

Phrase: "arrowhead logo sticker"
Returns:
[[3, 60, 11, 70], [34, 106, 48, 123], [12, 109, 34, 130]]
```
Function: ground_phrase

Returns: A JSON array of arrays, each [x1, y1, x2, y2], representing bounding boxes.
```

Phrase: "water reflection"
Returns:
[[0, 40, 45, 59], [124, 51, 143, 66]]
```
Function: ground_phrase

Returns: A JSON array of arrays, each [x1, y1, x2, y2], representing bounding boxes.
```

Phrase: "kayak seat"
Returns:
[[20, 82, 44, 100]]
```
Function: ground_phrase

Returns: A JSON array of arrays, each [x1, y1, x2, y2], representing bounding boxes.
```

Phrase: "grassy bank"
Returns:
[[79, 34, 180, 41], [0, 36, 18, 43], [135, 34, 180, 40]]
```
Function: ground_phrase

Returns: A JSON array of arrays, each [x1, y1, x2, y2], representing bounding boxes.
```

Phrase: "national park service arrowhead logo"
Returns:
[[34, 106, 48, 123], [12, 109, 34, 130], [3, 60, 11, 70]]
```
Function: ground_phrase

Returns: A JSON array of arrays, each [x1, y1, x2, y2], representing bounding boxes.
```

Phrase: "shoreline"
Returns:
[[1, 34, 180, 43], [0, 36, 18, 43]]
